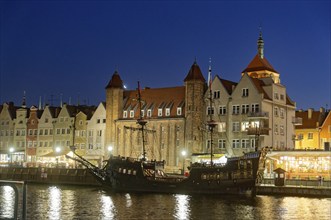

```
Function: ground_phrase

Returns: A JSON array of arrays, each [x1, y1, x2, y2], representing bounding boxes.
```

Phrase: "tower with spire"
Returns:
[[242, 30, 281, 84], [105, 70, 124, 155], [184, 60, 206, 153]]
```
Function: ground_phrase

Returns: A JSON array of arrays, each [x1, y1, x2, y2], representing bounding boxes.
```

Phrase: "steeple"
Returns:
[[105, 70, 124, 89], [257, 28, 264, 59], [184, 60, 206, 82]]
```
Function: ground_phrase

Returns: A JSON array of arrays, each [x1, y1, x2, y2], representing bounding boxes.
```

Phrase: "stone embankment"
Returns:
[[0, 166, 101, 186]]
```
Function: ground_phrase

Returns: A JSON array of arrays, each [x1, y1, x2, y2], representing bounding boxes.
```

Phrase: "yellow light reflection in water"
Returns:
[[0, 186, 15, 219], [48, 186, 62, 220], [100, 194, 116, 219], [174, 194, 190, 220]]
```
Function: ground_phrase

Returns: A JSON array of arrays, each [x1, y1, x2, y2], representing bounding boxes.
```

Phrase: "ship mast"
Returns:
[[207, 59, 217, 166], [137, 81, 147, 161]]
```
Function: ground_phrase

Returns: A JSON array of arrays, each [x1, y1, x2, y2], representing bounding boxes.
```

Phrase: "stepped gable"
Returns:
[[242, 54, 278, 73], [184, 61, 206, 82], [106, 70, 123, 89], [122, 86, 185, 119]]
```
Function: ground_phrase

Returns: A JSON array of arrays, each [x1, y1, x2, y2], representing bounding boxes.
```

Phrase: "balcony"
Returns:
[[292, 117, 303, 125], [247, 111, 269, 119], [246, 127, 270, 136]]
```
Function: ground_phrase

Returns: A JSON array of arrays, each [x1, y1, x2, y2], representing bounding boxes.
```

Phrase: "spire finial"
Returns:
[[194, 56, 197, 65], [208, 57, 212, 88], [257, 25, 264, 59], [22, 90, 26, 108]]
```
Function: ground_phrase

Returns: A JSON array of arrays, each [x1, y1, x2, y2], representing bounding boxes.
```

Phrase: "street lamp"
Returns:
[[107, 146, 113, 158], [181, 150, 187, 175], [9, 147, 15, 165], [55, 147, 61, 167]]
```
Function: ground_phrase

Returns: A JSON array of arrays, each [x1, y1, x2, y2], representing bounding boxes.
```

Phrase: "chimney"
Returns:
[[320, 107, 325, 113], [308, 108, 314, 119]]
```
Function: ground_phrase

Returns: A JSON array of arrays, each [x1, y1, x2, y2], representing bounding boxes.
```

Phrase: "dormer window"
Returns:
[[177, 107, 182, 116], [242, 88, 249, 97], [165, 108, 170, 116], [147, 109, 152, 117], [130, 110, 134, 118], [158, 108, 163, 117], [123, 111, 128, 118], [141, 110, 145, 117]]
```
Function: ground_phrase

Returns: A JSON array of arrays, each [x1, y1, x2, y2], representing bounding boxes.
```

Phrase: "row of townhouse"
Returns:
[[0, 102, 108, 165]]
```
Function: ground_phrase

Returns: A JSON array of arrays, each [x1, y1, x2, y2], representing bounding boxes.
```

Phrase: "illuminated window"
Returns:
[[274, 107, 279, 117], [218, 122, 226, 132], [241, 139, 250, 148], [123, 111, 127, 118], [241, 122, 249, 131]]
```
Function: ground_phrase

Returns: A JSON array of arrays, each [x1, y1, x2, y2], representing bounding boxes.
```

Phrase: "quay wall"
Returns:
[[0, 167, 101, 186], [257, 185, 331, 197]]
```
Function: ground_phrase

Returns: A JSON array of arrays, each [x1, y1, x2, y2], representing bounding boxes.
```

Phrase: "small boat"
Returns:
[[67, 81, 268, 196]]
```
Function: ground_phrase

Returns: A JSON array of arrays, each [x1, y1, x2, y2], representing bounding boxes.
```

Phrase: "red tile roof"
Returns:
[[295, 110, 327, 129], [242, 54, 278, 73], [122, 86, 185, 119]]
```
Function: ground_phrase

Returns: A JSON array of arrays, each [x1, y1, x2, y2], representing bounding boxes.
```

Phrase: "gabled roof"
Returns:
[[122, 86, 185, 118], [242, 54, 278, 73], [249, 77, 271, 100], [184, 61, 206, 82], [216, 76, 237, 95]]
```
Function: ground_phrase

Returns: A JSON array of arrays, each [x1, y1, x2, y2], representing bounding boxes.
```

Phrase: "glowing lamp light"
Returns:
[[9, 147, 14, 153], [55, 147, 61, 153], [181, 150, 187, 157], [108, 146, 113, 152]]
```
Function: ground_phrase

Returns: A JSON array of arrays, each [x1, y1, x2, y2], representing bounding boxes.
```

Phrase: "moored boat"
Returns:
[[66, 81, 269, 196]]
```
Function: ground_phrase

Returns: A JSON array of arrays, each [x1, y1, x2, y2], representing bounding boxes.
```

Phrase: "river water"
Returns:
[[1, 184, 330, 220]]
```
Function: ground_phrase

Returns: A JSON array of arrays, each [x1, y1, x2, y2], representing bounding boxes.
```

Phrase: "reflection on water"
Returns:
[[0, 184, 330, 220], [100, 193, 116, 219], [174, 194, 190, 220], [48, 186, 61, 220], [0, 186, 15, 219]]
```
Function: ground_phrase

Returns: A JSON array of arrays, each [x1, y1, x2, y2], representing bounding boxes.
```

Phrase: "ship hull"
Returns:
[[89, 151, 263, 196]]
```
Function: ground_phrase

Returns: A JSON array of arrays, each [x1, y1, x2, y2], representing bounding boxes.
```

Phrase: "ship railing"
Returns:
[[0, 180, 27, 220]]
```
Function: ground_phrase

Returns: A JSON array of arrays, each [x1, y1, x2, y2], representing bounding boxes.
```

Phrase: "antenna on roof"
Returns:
[[60, 93, 63, 107], [22, 90, 27, 108]]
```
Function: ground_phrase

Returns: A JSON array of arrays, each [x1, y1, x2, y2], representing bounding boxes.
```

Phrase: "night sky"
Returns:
[[0, 1, 330, 110]]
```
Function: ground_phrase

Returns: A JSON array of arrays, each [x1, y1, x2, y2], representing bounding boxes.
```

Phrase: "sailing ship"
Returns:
[[67, 80, 268, 196]]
